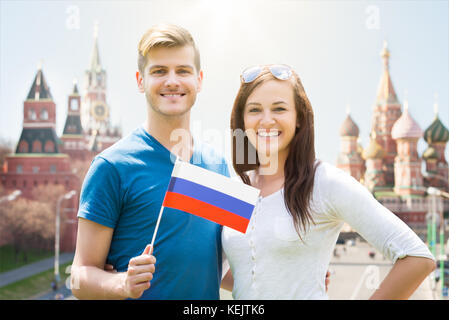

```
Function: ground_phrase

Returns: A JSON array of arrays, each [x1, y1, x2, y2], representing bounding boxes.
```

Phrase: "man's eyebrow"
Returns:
[[176, 65, 194, 70], [148, 65, 167, 70], [148, 65, 194, 70]]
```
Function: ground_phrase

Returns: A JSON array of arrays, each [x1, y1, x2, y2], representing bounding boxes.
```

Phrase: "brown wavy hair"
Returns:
[[230, 68, 320, 238]]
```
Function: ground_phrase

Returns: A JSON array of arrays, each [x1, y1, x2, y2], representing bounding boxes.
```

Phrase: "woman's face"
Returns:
[[243, 79, 298, 159]]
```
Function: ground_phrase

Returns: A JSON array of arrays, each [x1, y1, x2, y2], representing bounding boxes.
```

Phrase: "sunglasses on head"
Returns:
[[240, 64, 293, 83]]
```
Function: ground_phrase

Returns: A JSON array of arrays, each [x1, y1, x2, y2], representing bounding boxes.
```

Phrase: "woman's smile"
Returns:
[[257, 129, 281, 138]]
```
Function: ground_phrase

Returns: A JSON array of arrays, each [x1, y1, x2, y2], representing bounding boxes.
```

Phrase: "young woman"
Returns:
[[221, 64, 436, 299]]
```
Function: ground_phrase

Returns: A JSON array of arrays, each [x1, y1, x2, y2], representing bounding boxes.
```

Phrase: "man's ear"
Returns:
[[196, 70, 204, 93], [136, 71, 144, 93]]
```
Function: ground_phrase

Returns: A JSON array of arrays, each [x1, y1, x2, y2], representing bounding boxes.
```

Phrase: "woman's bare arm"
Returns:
[[221, 269, 234, 292], [369, 256, 436, 300]]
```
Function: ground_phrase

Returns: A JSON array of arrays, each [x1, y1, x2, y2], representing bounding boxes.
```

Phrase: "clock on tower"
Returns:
[[91, 101, 109, 121]]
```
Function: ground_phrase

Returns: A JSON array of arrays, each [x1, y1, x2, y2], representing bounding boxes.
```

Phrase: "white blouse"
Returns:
[[222, 162, 435, 300]]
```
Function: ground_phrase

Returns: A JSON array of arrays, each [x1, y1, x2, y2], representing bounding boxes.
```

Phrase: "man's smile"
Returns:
[[160, 93, 186, 97]]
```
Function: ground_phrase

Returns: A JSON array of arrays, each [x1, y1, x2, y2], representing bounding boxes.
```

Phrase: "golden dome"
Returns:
[[362, 132, 385, 160]]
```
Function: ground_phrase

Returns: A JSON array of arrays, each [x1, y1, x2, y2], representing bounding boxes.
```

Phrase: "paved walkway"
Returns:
[[0, 252, 74, 288], [327, 242, 436, 300]]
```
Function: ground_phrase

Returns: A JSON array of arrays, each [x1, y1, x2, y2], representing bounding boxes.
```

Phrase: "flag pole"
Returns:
[[150, 157, 180, 249], [150, 205, 165, 249], [151, 156, 181, 250]]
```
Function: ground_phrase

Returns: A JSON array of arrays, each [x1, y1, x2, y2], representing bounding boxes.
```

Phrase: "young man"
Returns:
[[71, 24, 229, 300]]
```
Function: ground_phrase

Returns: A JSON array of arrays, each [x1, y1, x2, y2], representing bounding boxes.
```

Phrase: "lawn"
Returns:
[[0, 261, 72, 300], [0, 245, 53, 273], [0, 245, 72, 300]]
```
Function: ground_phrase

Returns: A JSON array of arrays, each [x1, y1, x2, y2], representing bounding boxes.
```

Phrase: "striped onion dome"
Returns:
[[362, 133, 385, 160], [339, 114, 359, 137], [391, 102, 422, 140], [424, 116, 449, 144], [422, 146, 439, 160]]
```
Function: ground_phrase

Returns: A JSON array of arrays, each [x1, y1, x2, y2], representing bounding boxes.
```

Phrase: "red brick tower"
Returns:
[[0, 66, 79, 251], [60, 81, 88, 161], [370, 41, 402, 188], [81, 23, 121, 152], [1, 66, 79, 196]]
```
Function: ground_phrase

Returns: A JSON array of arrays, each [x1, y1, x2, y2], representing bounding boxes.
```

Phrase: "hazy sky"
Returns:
[[1, 0, 448, 166]]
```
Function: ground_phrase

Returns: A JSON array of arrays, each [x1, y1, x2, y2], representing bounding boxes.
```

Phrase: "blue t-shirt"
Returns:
[[77, 126, 229, 300]]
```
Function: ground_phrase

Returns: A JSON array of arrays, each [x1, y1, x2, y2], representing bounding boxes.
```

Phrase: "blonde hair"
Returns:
[[137, 23, 201, 74]]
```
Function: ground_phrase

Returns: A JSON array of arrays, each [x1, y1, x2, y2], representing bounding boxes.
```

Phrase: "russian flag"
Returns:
[[162, 159, 260, 233]]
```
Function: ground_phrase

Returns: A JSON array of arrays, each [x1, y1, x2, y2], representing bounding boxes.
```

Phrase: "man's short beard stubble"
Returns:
[[145, 91, 193, 118]]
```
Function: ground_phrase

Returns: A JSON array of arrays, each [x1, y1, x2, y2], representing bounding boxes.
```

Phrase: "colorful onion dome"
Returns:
[[357, 142, 364, 154], [422, 146, 439, 160], [339, 114, 359, 137], [362, 132, 385, 160], [424, 116, 449, 144], [391, 102, 422, 140]]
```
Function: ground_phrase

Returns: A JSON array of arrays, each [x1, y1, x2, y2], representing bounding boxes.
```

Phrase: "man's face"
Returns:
[[137, 45, 203, 118]]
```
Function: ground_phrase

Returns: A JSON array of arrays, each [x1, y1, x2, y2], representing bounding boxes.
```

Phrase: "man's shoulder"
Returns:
[[96, 127, 148, 164]]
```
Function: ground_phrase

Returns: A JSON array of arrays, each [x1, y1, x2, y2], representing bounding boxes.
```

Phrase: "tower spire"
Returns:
[[345, 104, 351, 115], [376, 40, 398, 104], [433, 93, 439, 117], [90, 21, 101, 72], [381, 40, 390, 70], [403, 89, 409, 112], [26, 63, 53, 101], [93, 20, 99, 39], [72, 78, 79, 94]]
